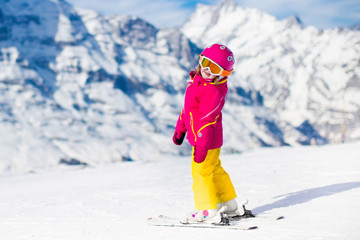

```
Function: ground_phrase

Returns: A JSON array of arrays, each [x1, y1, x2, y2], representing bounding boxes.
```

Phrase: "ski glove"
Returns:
[[173, 131, 186, 145], [193, 145, 208, 163]]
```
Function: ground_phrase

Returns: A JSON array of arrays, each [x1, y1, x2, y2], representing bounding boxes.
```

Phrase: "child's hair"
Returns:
[[196, 65, 220, 85]]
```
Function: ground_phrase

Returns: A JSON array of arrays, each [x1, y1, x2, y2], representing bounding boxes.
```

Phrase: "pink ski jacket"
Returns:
[[175, 71, 228, 150]]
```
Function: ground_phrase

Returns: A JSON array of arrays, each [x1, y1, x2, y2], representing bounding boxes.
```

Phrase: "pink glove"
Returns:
[[193, 146, 208, 163], [173, 131, 186, 145]]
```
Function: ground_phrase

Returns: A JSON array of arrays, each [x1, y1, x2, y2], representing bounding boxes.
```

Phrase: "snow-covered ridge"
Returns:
[[0, 0, 197, 173], [0, 0, 359, 173], [182, 0, 360, 143]]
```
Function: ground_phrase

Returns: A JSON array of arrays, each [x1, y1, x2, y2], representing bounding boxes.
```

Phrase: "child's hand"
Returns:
[[193, 146, 208, 163], [173, 131, 186, 145]]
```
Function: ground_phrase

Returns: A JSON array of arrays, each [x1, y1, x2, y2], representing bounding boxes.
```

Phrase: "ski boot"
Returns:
[[217, 199, 255, 219], [180, 206, 227, 224]]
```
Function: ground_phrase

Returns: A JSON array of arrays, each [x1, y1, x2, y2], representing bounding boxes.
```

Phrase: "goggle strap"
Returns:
[[220, 69, 233, 76]]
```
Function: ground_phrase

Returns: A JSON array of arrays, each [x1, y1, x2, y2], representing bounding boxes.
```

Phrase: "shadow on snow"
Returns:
[[252, 182, 360, 214]]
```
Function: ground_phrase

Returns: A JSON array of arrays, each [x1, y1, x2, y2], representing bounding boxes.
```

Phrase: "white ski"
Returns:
[[148, 215, 258, 230]]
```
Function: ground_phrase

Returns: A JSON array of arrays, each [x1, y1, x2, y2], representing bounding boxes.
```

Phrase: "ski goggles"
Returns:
[[199, 55, 233, 76]]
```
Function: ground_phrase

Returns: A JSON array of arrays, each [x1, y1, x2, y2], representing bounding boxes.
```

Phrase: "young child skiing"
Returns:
[[173, 43, 243, 223]]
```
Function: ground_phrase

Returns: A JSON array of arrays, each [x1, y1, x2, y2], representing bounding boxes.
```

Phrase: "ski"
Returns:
[[148, 205, 283, 230], [228, 213, 285, 222], [147, 215, 258, 230], [222, 204, 285, 222]]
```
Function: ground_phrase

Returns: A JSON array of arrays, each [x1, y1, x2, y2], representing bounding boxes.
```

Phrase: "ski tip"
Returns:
[[276, 216, 285, 220], [248, 226, 258, 230]]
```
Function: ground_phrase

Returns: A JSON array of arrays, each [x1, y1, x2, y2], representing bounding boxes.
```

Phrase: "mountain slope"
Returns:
[[0, 0, 198, 172]]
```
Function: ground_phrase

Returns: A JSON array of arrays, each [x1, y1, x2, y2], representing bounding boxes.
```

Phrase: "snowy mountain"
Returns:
[[0, 0, 359, 173], [182, 0, 360, 145], [0, 0, 198, 172]]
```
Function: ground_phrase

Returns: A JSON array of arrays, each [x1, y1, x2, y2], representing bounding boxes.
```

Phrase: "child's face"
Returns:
[[200, 67, 216, 80]]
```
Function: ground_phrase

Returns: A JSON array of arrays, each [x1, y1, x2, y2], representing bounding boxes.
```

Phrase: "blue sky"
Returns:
[[67, 0, 360, 29]]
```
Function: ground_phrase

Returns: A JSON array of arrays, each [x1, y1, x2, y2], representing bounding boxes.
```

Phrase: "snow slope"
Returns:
[[0, 142, 359, 239]]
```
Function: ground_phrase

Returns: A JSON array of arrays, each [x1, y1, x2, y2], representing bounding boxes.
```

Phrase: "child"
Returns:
[[173, 43, 243, 223]]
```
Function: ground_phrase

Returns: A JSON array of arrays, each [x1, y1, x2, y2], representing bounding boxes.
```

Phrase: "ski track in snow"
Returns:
[[0, 142, 360, 239]]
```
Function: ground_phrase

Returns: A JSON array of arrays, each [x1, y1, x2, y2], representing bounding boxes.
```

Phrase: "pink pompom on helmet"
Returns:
[[201, 43, 235, 72]]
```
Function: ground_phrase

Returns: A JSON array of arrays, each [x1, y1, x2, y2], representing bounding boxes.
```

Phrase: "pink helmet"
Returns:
[[201, 44, 235, 71]]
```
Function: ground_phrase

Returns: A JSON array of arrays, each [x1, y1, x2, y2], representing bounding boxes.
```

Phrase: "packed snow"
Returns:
[[0, 142, 359, 239]]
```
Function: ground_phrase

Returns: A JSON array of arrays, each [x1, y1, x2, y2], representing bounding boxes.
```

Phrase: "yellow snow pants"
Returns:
[[191, 147, 237, 210]]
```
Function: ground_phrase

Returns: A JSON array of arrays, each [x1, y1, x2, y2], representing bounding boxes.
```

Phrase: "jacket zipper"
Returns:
[[189, 112, 197, 142]]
